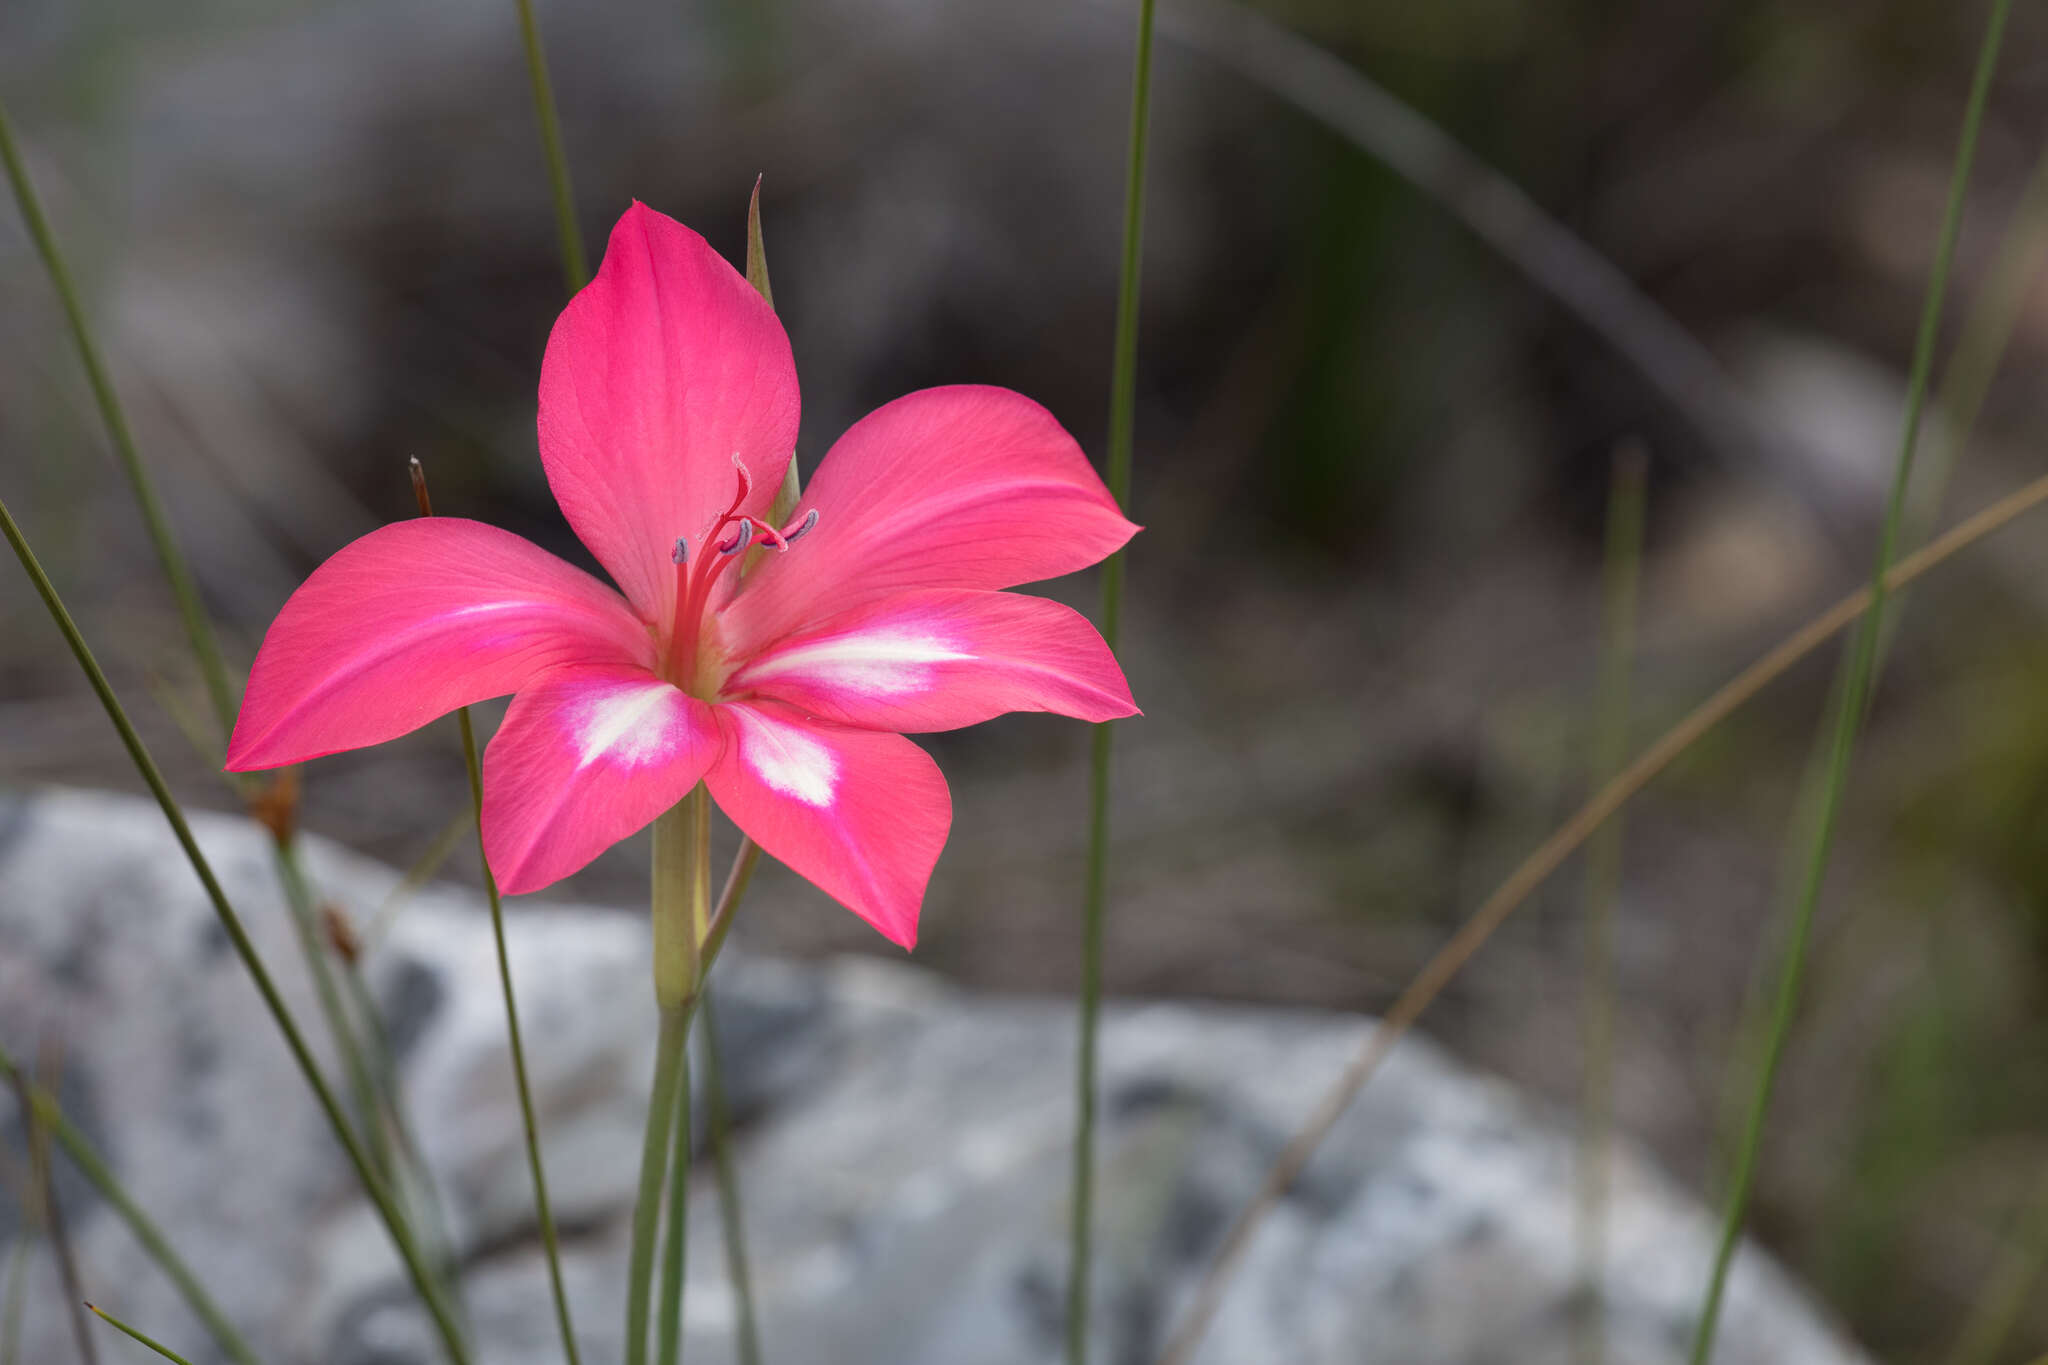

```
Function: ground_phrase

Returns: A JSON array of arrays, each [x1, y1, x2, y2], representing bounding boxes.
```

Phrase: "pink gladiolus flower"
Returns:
[[226, 203, 1138, 948]]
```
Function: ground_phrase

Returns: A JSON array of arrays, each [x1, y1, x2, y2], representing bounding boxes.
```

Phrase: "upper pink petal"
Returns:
[[226, 518, 656, 770], [538, 201, 800, 625], [705, 701, 950, 948], [718, 386, 1137, 658], [722, 588, 1138, 732], [482, 663, 723, 895]]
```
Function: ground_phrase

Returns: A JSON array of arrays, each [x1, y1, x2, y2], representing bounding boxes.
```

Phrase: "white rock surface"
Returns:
[[0, 787, 1867, 1364]]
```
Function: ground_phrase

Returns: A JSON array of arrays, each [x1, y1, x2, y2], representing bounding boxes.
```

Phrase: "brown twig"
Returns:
[[1156, 470, 2048, 1365]]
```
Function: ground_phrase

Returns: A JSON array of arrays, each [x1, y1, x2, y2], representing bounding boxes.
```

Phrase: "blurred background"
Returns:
[[5, 0, 2048, 1358]]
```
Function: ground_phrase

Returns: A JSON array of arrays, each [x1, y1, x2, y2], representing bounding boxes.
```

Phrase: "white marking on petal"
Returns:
[[742, 629, 973, 699], [573, 682, 682, 768], [735, 710, 839, 806]]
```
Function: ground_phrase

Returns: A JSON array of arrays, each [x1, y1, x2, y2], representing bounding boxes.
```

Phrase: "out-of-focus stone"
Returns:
[[0, 787, 1869, 1364]]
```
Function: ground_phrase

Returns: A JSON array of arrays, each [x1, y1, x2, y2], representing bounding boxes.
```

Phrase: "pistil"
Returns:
[[661, 461, 817, 692]]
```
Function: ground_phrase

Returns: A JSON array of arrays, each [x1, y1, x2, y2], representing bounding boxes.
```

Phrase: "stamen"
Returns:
[[781, 508, 820, 545], [672, 536, 689, 565], [718, 520, 754, 556]]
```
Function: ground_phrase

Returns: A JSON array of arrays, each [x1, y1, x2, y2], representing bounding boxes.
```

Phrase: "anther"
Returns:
[[781, 508, 819, 545], [672, 536, 690, 565], [718, 520, 754, 556]]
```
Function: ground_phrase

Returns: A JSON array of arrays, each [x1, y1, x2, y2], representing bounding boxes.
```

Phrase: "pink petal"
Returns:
[[538, 202, 800, 625], [723, 588, 1138, 732], [482, 665, 722, 894], [705, 701, 950, 948], [226, 518, 656, 770], [719, 386, 1137, 657]]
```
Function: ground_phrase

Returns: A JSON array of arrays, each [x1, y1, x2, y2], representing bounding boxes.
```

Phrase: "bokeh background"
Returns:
[[7, 0, 2048, 1358]]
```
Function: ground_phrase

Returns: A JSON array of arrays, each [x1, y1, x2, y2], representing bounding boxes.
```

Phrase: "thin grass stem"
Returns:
[[513, 0, 588, 292], [1940, 1167, 2048, 1365], [458, 706, 581, 1365], [698, 993, 761, 1365], [85, 1305, 197, 1365], [337, 961, 468, 1325], [362, 806, 475, 951], [274, 841, 394, 1178], [1, 94, 432, 1312], [1686, 4, 2009, 1357], [0, 493, 471, 1365], [0, 1233, 28, 1365], [0, 97, 237, 737], [12, 1057, 95, 1365], [1152, 467, 2048, 1365], [405, 455, 573, 1361], [0, 1045, 259, 1365], [1575, 446, 1645, 1365], [1068, 4, 1157, 1363]]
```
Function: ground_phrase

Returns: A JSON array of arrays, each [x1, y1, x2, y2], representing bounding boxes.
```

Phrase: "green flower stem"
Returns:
[[85, 1305, 197, 1365], [514, 0, 588, 292], [651, 788, 713, 1012], [699, 992, 762, 1365], [1069, 2, 1157, 1362], [457, 705, 581, 1365], [0, 96, 236, 737], [0, 1046, 260, 1365], [657, 1047, 695, 1365], [1685, 2, 2011, 1359], [0, 493, 471, 1365], [626, 1007, 692, 1365], [1575, 447, 1645, 1365]]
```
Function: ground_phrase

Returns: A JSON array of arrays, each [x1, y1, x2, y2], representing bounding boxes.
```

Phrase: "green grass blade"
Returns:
[[1, 92, 425, 1308], [1939, 1167, 2048, 1365], [1068, 4, 1157, 1363], [86, 1304, 199, 1365], [0, 1233, 28, 1365], [1685, 2, 2012, 1359], [0, 1046, 260, 1365], [1575, 446, 1645, 1365], [458, 706, 581, 1365], [0, 492, 471, 1365], [699, 994, 761, 1365], [514, 0, 589, 292], [0, 97, 237, 738]]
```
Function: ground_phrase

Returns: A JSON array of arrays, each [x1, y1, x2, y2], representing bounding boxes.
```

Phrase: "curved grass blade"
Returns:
[[0, 1045, 259, 1365], [0, 1233, 29, 1365], [0, 97, 236, 736], [412, 456, 578, 1365], [514, 0, 588, 292], [1575, 445, 1645, 1365], [1153, 468, 2048, 1365], [1069, 4, 1157, 1363], [1687, 3, 2010, 1357], [0, 493, 470, 1365], [86, 1305, 197, 1365]]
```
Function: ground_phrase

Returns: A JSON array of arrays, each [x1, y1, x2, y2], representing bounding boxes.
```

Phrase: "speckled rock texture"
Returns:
[[0, 787, 1869, 1364]]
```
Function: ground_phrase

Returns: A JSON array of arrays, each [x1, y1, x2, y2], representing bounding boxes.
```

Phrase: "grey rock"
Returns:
[[0, 787, 1867, 1364]]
